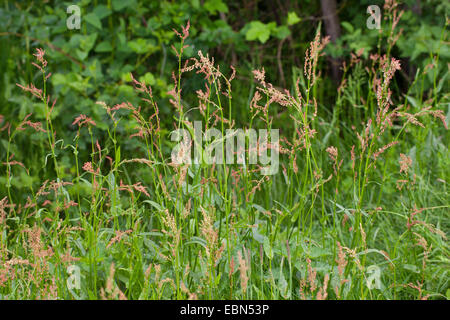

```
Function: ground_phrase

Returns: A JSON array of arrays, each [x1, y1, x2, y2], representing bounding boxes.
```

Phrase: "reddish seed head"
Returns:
[[72, 114, 96, 128]]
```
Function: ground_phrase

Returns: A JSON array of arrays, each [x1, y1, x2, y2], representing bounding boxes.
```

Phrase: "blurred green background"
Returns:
[[0, 0, 448, 196]]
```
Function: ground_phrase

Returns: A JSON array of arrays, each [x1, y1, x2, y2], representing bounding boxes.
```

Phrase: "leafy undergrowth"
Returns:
[[0, 16, 449, 300]]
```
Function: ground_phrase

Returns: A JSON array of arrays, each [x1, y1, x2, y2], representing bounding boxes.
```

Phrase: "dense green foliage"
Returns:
[[0, 0, 448, 300]]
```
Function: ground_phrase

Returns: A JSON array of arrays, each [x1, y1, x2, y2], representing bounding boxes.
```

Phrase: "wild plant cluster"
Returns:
[[0, 3, 448, 300]]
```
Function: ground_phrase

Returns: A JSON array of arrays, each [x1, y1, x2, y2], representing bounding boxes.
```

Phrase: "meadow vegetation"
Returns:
[[0, 0, 448, 300]]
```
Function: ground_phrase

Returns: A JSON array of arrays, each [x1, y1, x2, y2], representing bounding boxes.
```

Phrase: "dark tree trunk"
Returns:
[[320, 0, 342, 84]]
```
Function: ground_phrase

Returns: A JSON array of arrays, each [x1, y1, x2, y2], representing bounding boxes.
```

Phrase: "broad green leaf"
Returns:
[[76, 49, 89, 61], [139, 72, 156, 86], [263, 236, 273, 260], [79, 33, 98, 52], [204, 0, 228, 14], [112, 0, 133, 11], [93, 5, 112, 19], [251, 225, 265, 244], [185, 237, 208, 249], [403, 264, 420, 273], [287, 12, 301, 26], [95, 41, 113, 52], [143, 200, 163, 212], [341, 21, 354, 33], [274, 25, 290, 39], [252, 204, 268, 215], [245, 21, 273, 44], [128, 38, 158, 54], [84, 13, 102, 29]]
